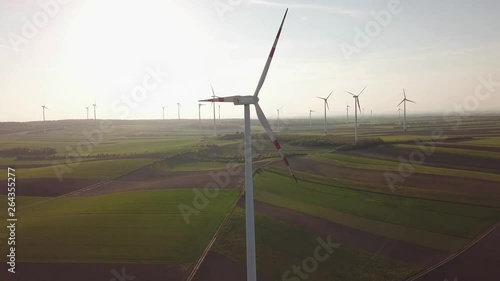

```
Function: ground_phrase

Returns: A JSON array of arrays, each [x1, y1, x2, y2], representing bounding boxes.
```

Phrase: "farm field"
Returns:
[[0, 115, 499, 281]]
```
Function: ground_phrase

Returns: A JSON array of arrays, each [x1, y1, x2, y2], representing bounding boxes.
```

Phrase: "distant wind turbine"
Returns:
[[317, 91, 333, 134], [346, 85, 367, 144], [177, 103, 181, 120], [397, 107, 402, 125], [276, 106, 283, 131], [85, 106, 89, 120], [309, 107, 315, 126], [397, 89, 416, 131], [162, 106, 166, 120], [210, 84, 218, 136], [198, 103, 205, 135], [41, 105, 48, 133], [92, 102, 97, 120], [346, 104, 351, 124]]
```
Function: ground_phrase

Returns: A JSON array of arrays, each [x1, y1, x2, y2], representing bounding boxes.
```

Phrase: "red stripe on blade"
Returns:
[[273, 140, 281, 150], [283, 157, 290, 166], [269, 47, 276, 58]]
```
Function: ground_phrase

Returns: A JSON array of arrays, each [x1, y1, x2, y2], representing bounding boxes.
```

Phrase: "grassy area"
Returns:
[[0, 189, 240, 263], [254, 171, 500, 251], [460, 137, 500, 147], [307, 152, 500, 182], [395, 144, 500, 159], [212, 208, 418, 281], [0, 158, 154, 180]]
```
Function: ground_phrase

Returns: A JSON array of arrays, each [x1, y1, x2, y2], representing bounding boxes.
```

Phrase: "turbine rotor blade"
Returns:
[[406, 99, 416, 104], [345, 91, 355, 96], [403, 88, 406, 99], [199, 96, 236, 103], [253, 9, 288, 97], [326, 90, 333, 100], [325, 100, 330, 111], [357, 98, 361, 112], [254, 103, 298, 183], [358, 85, 368, 96], [397, 99, 404, 107]]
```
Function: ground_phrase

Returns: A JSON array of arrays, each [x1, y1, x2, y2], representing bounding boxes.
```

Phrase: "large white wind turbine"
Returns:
[[346, 85, 367, 144], [199, 9, 296, 281], [41, 105, 48, 133], [317, 91, 333, 134], [397, 89, 416, 131], [309, 107, 315, 126]]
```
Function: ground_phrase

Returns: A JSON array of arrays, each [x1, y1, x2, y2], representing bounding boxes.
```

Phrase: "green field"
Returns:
[[253, 171, 500, 252], [212, 208, 418, 281], [0, 189, 239, 263]]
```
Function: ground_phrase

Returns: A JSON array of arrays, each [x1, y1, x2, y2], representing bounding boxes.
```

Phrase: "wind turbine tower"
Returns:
[[317, 91, 333, 134], [198, 9, 295, 281], [397, 89, 416, 132], [346, 85, 367, 144]]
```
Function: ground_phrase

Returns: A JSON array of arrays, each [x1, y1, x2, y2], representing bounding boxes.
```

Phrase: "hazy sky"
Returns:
[[1, 0, 499, 121]]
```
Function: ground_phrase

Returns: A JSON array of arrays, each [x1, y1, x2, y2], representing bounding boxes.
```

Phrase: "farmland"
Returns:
[[0, 115, 499, 281]]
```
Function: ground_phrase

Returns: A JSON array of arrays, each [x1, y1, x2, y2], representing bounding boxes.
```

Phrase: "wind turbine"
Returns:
[[309, 107, 315, 126], [346, 104, 351, 124], [317, 91, 333, 134], [397, 88, 416, 132], [162, 106, 166, 120], [346, 85, 367, 144], [276, 106, 283, 131], [92, 102, 97, 120], [85, 106, 89, 120], [198, 103, 205, 135], [41, 105, 48, 133], [199, 9, 296, 281], [177, 103, 181, 120], [397, 107, 402, 125], [210, 84, 218, 136]]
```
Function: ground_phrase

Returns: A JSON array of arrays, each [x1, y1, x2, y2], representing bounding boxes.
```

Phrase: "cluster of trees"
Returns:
[[0, 147, 56, 157]]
